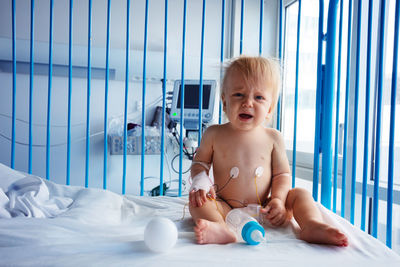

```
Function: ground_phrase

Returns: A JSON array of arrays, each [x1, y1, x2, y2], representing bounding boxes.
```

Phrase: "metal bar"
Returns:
[[312, 0, 324, 201], [103, 0, 111, 190], [292, 0, 302, 188], [179, 0, 188, 197], [333, 0, 344, 213], [321, 0, 339, 209], [218, 0, 225, 125], [66, 0, 73, 185], [85, 0, 92, 188], [361, 0, 374, 230], [46, 0, 54, 180], [350, 0, 363, 224], [160, 0, 169, 196], [123, 0, 131, 195], [29, 0, 35, 174], [386, 0, 399, 247], [372, 0, 387, 238], [141, 0, 149, 196], [240, 0, 244, 54], [341, 0, 353, 217], [198, 0, 206, 144], [259, 0, 263, 55]]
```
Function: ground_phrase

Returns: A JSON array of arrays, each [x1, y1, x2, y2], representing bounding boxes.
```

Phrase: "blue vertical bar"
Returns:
[[341, 0, 353, 218], [198, 0, 206, 144], [66, 0, 73, 185], [386, 0, 399, 247], [276, 0, 283, 131], [11, 0, 16, 169], [85, 0, 92, 188], [46, 0, 54, 180], [361, 0, 374, 231], [29, 0, 35, 174], [312, 0, 324, 201], [239, 0, 244, 55], [122, 0, 131, 195], [141, 0, 149, 196], [103, 0, 111, 190], [259, 0, 263, 55], [179, 0, 188, 197], [292, 0, 302, 188], [321, 0, 339, 209], [159, 0, 168, 196], [333, 0, 344, 213], [350, 0, 363, 224], [218, 0, 225, 125], [373, 0, 387, 238]]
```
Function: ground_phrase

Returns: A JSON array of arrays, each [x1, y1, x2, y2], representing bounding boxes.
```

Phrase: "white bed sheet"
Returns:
[[0, 163, 399, 267]]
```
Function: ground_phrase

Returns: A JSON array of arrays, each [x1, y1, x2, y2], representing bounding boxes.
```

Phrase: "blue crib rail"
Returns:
[[373, 0, 387, 238], [67, 0, 74, 186], [292, 0, 302, 188], [103, 0, 111, 189], [85, 0, 92, 188], [3, 0, 398, 250], [361, 0, 374, 231], [141, 0, 150, 196], [159, 0, 169, 196], [387, 0, 399, 248], [46, 0, 54, 181], [179, 0, 188, 198], [28, 0, 35, 175]]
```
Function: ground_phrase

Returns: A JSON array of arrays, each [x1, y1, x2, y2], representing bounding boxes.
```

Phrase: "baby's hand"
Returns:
[[260, 198, 287, 226], [189, 187, 216, 207]]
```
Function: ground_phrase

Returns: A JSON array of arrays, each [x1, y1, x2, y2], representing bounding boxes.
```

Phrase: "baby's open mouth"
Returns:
[[239, 113, 253, 119]]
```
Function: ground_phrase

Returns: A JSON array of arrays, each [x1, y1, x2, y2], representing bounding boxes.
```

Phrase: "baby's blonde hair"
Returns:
[[221, 56, 281, 112]]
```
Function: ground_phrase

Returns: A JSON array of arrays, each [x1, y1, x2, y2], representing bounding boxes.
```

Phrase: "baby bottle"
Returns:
[[225, 207, 265, 245]]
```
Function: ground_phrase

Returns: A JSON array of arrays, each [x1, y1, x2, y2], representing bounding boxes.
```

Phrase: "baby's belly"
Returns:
[[215, 176, 271, 208]]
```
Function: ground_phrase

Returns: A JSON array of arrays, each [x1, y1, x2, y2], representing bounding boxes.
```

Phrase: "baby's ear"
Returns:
[[221, 93, 227, 112], [265, 106, 274, 120]]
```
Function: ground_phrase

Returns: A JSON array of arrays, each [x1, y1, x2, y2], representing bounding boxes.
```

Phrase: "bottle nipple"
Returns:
[[250, 229, 265, 243]]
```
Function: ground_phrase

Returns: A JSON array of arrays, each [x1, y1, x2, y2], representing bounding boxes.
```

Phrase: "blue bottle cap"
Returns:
[[241, 221, 265, 245]]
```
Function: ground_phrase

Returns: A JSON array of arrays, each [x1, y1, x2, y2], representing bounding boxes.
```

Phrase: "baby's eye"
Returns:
[[255, 95, 265, 100], [233, 93, 243, 97]]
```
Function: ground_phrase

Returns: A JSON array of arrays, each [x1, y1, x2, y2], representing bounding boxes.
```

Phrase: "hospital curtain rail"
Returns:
[[2, 0, 398, 251]]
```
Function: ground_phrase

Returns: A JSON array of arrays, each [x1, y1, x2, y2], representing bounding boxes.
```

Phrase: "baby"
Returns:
[[188, 56, 348, 246]]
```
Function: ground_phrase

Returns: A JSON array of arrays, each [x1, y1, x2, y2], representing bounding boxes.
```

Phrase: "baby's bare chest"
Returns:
[[212, 135, 274, 180]]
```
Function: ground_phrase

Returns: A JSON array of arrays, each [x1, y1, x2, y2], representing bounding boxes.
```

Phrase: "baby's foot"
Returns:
[[299, 221, 348, 247], [194, 219, 236, 244]]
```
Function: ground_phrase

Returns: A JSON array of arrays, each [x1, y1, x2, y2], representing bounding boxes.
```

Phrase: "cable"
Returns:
[[171, 153, 191, 174]]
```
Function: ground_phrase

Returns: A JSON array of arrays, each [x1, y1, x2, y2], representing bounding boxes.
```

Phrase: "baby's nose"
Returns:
[[241, 97, 253, 107]]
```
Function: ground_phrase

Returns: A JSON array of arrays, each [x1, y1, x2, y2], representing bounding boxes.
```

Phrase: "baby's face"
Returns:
[[222, 69, 273, 131]]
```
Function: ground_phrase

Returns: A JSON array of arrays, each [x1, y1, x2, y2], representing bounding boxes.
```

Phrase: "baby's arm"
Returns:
[[261, 129, 291, 226], [189, 126, 216, 207]]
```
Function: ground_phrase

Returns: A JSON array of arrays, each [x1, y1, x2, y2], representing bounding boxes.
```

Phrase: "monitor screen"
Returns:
[[176, 84, 211, 109], [170, 80, 217, 128]]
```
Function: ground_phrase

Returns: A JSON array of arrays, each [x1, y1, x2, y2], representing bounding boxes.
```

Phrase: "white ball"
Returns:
[[144, 217, 178, 252]]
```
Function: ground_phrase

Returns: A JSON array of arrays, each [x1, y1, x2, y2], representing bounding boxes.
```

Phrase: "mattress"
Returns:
[[0, 163, 399, 267]]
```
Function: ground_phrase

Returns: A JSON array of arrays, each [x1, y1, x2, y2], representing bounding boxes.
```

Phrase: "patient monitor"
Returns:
[[170, 80, 217, 130]]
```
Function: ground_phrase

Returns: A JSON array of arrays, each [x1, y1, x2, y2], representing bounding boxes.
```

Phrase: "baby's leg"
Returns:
[[286, 188, 348, 246], [189, 198, 236, 244]]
